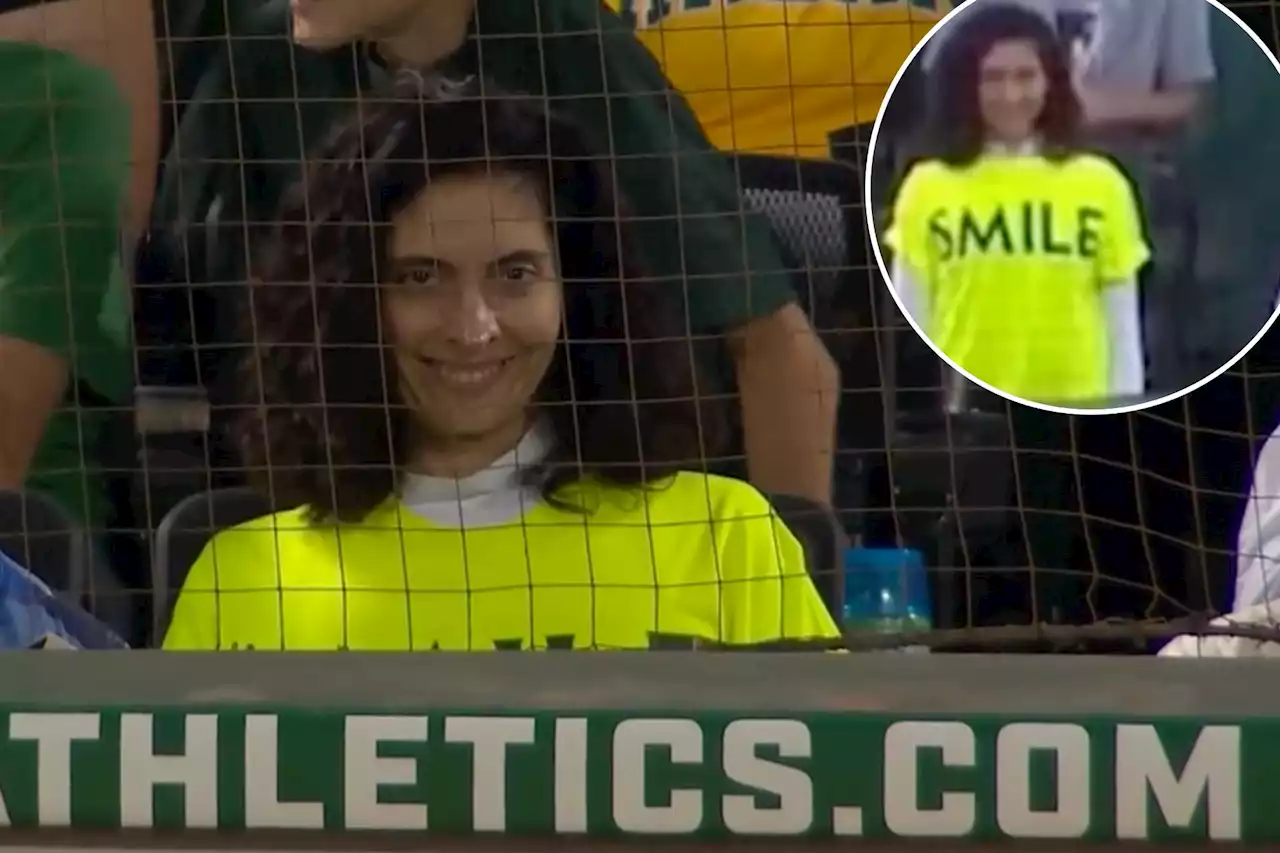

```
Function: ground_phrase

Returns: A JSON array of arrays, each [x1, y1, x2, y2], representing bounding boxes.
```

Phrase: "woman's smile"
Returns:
[[419, 356, 515, 389]]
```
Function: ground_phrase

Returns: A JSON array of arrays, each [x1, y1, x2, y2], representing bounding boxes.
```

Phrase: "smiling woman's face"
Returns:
[[383, 170, 562, 443], [977, 37, 1048, 145]]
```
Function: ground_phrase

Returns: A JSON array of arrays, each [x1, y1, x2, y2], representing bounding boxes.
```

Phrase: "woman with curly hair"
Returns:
[[885, 3, 1149, 408], [162, 74, 837, 652]]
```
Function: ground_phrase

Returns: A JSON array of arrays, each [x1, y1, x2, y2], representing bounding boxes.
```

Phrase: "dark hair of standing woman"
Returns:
[[924, 3, 1081, 166], [238, 73, 723, 523]]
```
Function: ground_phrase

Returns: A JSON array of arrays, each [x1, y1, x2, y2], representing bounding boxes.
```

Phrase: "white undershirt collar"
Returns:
[[984, 139, 1042, 157], [399, 424, 552, 528]]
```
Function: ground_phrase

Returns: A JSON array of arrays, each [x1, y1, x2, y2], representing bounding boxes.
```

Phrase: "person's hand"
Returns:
[[1074, 83, 1133, 127], [1069, 42, 1120, 127]]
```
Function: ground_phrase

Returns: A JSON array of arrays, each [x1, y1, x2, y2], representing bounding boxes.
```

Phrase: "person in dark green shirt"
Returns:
[[150, 0, 840, 506], [0, 41, 133, 534], [1178, 7, 1280, 374]]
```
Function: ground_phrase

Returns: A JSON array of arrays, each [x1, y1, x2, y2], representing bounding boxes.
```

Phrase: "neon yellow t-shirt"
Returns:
[[162, 472, 838, 651], [605, 0, 951, 158], [884, 154, 1150, 403]]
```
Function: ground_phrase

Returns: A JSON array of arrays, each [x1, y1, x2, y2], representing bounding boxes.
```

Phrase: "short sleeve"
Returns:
[[714, 487, 840, 645], [163, 527, 285, 651], [1160, 0, 1216, 86], [883, 165, 935, 278], [0, 47, 129, 360], [161, 541, 222, 650], [1096, 164, 1151, 284]]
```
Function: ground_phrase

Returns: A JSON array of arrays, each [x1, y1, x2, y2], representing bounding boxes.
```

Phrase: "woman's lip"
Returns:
[[419, 357, 513, 368], [416, 357, 514, 387]]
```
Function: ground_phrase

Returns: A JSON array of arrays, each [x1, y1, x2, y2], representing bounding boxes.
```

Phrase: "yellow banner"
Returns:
[[607, 0, 951, 159]]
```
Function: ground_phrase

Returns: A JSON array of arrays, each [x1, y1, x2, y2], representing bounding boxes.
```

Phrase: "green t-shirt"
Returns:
[[0, 43, 133, 529], [151, 0, 796, 335], [1180, 10, 1280, 292]]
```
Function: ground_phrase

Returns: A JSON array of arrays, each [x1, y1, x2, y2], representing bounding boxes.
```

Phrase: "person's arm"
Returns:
[[890, 256, 930, 334], [882, 162, 935, 329], [1093, 157, 1151, 403], [1101, 279, 1145, 397], [1076, 85, 1205, 130], [1077, 0, 1215, 130], [533, 0, 838, 505], [0, 343, 69, 490], [0, 47, 129, 488], [730, 308, 840, 506], [0, 0, 159, 246]]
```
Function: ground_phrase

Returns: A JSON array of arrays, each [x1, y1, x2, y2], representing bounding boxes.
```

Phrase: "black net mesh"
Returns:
[[0, 0, 1276, 652]]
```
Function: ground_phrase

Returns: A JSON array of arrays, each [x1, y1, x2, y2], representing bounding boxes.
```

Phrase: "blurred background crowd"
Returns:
[[1, 0, 1278, 653]]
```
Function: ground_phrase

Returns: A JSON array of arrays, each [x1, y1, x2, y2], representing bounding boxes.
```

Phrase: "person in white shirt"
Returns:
[[1232, 423, 1280, 608], [1160, 421, 1280, 657]]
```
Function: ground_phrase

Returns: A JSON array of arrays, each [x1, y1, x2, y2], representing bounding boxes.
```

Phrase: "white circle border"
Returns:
[[862, 0, 1280, 416]]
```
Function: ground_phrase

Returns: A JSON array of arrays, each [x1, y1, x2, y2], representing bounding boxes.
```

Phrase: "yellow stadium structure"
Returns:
[[606, 0, 952, 158]]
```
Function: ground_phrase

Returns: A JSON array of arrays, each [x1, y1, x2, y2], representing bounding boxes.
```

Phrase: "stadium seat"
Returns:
[[766, 492, 847, 622], [151, 485, 271, 642], [732, 152, 862, 324], [0, 488, 103, 608]]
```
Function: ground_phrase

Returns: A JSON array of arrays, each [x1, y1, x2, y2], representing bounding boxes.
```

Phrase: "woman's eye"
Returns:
[[403, 267, 438, 286], [502, 264, 537, 282]]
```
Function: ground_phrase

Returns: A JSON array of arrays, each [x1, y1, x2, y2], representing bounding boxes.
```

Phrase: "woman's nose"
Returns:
[[999, 81, 1024, 103], [446, 284, 501, 346]]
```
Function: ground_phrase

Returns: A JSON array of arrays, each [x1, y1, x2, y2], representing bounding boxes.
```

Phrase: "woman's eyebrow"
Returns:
[[392, 254, 450, 271], [495, 249, 551, 266], [389, 250, 550, 271]]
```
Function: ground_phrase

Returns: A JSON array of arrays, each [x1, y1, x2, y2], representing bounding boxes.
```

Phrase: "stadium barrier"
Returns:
[[0, 653, 1266, 846]]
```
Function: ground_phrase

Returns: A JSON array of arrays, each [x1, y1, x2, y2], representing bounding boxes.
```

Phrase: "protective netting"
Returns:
[[0, 0, 1277, 652]]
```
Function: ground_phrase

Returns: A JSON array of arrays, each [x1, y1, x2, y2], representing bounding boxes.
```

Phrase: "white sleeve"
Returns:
[[891, 256, 929, 334], [1101, 279, 1145, 397], [1235, 427, 1280, 608]]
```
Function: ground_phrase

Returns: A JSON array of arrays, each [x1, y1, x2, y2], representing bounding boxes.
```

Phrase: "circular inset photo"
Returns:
[[866, 0, 1280, 414]]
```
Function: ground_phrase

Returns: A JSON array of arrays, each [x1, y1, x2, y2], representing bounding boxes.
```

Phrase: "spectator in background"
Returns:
[[0, 34, 133, 539], [0, 548, 127, 649], [1232, 422, 1280, 611], [1159, 419, 1280, 657], [1064, 0, 1214, 393], [162, 76, 837, 652], [1178, 7, 1280, 374], [1057, 0, 1213, 134], [885, 4, 1148, 406], [149, 0, 839, 507]]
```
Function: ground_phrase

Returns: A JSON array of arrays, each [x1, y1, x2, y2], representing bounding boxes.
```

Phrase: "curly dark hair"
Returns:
[[924, 3, 1081, 166], [239, 73, 723, 523]]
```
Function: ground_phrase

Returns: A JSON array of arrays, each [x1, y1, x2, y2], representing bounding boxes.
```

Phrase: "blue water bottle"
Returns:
[[842, 548, 933, 645]]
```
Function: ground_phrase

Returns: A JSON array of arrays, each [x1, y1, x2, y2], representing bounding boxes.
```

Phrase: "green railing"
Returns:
[[0, 653, 1268, 843]]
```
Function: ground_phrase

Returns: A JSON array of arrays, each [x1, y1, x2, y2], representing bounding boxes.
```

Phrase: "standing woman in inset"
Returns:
[[885, 3, 1149, 407]]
